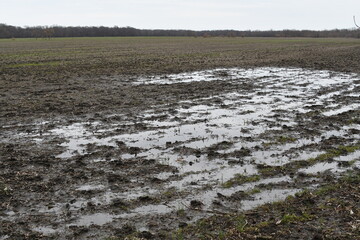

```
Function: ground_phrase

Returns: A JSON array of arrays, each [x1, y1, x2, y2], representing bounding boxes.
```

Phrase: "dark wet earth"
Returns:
[[1, 67, 359, 239]]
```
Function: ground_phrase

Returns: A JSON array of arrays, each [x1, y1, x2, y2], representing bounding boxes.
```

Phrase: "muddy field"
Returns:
[[1, 37, 360, 239]]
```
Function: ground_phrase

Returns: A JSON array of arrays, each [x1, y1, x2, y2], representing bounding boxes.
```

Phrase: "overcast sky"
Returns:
[[1, 0, 360, 30]]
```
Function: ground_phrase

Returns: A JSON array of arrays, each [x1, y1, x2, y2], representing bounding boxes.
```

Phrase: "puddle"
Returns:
[[119, 204, 173, 219], [51, 79, 359, 167], [354, 161, 360, 168], [334, 150, 360, 162], [72, 213, 115, 227], [241, 188, 300, 211], [69, 177, 294, 227], [190, 176, 292, 208], [72, 206, 173, 228], [46, 67, 359, 207], [299, 150, 360, 174], [133, 67, 357, 86], [76, 184, 106, 191], [166, 163, 258, 190], [299, 162, 342, 174], [32, 226, 58, 235], [323, 104, 360, 116], [7, 67, 360, 236]]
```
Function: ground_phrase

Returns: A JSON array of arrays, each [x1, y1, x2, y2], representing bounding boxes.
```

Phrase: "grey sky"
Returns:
[[1, 0, 360, 30]]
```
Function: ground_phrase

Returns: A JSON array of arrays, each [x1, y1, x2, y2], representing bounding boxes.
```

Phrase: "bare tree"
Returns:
[[43, 27, 54, 39], [354, 16, 360, 28]]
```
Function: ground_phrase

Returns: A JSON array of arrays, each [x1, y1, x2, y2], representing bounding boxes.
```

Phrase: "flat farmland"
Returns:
[[1, 37, 360, 122], [1, 37, 360, 239]]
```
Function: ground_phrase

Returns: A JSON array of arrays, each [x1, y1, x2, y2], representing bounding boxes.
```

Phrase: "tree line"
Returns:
[[1, 24, 359, 39]]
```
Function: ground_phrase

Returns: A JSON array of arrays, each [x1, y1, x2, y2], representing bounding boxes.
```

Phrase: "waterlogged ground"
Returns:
[[1, 67, 360, 239]]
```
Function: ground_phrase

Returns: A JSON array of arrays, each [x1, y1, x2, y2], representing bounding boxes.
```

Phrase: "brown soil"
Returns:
[[0, 37, 359, 240], [1, 37, 360, 124]]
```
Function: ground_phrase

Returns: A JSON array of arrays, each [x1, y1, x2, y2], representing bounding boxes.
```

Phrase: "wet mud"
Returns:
[[1, 66, 359, 239]]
